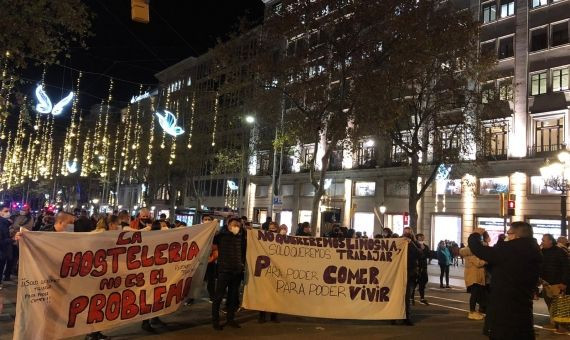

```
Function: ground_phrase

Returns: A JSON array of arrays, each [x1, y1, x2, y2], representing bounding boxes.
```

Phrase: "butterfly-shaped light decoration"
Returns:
[[66, 161, 78, 174], [435, 164, 453, 181], [155, 110, 185, 137], [227, 180, 239, 191], [35, 85, 74, 115]]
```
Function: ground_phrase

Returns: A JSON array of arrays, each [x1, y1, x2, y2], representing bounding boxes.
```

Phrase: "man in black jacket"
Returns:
[[212, 217, 246, 330], [469, 222, 542, 340], [412, 233, 430, 306], [402, 227, 420, 326], [0, 205, 12, 290]]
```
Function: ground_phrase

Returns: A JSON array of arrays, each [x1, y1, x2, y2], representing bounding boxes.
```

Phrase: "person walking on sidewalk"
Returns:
[[412, 233, 430, 305], [468, 223, 541, 340], [460, 245, 486, 320], [437, 241, 452, 288]]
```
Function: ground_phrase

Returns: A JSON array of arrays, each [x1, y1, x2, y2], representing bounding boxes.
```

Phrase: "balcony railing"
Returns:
[[478, 148, 508, 161], [528, 144, 565, 157]]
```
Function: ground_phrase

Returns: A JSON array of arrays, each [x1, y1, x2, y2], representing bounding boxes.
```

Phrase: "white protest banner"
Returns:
[[243, 230, 408, 319], [13, 222, 217, 340]]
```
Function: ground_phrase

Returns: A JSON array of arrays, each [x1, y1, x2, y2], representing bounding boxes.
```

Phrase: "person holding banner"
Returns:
[[402, 227, 420, 326], [0, 205, 12, 290], [212, 217, 246, 330], [129, 208, 153, 230]]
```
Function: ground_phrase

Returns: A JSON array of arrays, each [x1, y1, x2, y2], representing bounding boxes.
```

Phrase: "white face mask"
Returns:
[[1, 211, 10, 219], [20, 210, 27, 216], [65, 224, 75, 232], [229, 226, 240, 235], [279, 230, 287, 235]]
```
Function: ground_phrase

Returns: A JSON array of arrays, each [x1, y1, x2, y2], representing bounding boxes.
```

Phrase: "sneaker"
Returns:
[[468, 312, 484, 320], [420, 299, 429, 306], [440, 284, 444, 288], [226, 320, 241, 328], [445, 285, 451, 289]]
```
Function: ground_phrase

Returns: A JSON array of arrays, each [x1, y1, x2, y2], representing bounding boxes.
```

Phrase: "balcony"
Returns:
[[390, 152, 409, 166], [478, 148, 508, 161], [528, 144, 565, 158]]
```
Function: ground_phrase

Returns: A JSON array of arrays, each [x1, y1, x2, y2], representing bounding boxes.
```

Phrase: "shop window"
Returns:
[[530, 27, 548, 52], [528, 219, 562, 242], [477, 217, 510, 246], [498, 36, 514, 59], [386, 214, 404, 236], [482, 2, 497, 23], [279, 211, 292, 231], [353, 213, 374, 238], [552, 68, 569, 92], [500, 0, 515, 18], [530, 176, 562, 194], [552, 21, 569, 47], [255, 185, 269, 197], [535, 118, 564, 153], [354, 181, 376, 196], [433, 215, 462, 245], [436, 179, 462, 195], [531, 72, 548, 95], [479, 177, 509, 195]]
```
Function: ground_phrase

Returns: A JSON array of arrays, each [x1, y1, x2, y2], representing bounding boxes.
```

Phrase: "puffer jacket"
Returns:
[[541, 245, 569, 286], [460, 246, 486, 287], [215, 228, 246, 273]]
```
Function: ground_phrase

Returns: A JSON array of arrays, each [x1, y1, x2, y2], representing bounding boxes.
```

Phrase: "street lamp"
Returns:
[[245, 115, 255, 124], [540, 150, 570, 237], [379, 203, 387, 228]]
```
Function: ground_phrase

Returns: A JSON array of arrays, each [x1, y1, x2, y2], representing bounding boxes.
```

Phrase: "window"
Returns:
[[325, 183, 345, 197], [255, 185, 269, 197], [498, 37, 514, 59], [439, 129, 460, 156], [531, 72, 547, 95], [483, 124, 509, 157], [530, 176, 562, 195], [530, 27, 548, 51], [479, 177, 509, 195], [552, 68, 569, 92], [435, 179, 462, 195], [482, 82, 495, 103], [301, 183, 315, 196], [552, 22, 569, 47], [482, 2, 497, 23], [298, 210, 312, 224], [357, 140, 376, 168], [353, 213, 374, 238], [532, 0, 548, 7], [354, 181, 376, 196], [391, 134, 410, 164], [500, 0, 515, 18], [535, 118, 564, 152], [499, 79, 513, 100], [480, 41, 496, 57], [281, 184, 294, 196], [386, 181, 409, 197]]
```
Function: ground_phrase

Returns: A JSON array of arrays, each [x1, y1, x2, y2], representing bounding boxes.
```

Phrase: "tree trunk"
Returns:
[[309, 141, 333, 236], [408, 154, 420, 234]]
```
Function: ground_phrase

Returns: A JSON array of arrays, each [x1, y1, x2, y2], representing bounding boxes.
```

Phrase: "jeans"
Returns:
[[212, 271, 243, 324], [439, 264, 450, 286], [469, 284, 485, 312]]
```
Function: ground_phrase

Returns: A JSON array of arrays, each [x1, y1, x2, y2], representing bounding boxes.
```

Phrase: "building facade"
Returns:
[[247, 0, 570, 245]]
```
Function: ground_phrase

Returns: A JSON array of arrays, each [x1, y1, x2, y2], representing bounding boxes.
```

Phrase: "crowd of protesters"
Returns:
[[5, 203, 570, 339]]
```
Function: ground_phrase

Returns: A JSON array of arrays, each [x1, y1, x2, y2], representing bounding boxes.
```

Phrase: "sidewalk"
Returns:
[[427, 263, 466, 288]]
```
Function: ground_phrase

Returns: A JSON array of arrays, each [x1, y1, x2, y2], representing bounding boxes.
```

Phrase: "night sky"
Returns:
[[29, 0, 265, 114]]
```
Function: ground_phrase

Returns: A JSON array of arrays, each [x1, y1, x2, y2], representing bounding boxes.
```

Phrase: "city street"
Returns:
[[0, 265, 563, 339]]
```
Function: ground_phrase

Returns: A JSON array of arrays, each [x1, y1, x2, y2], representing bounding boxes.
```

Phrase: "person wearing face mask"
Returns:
[[0, 205, 12, 290], [212, 217, 246, 330], [117, 210, 131, 229], [7, 206, 34, 281], [129, 208, 153, 230], [278, 224, 288, 236], [411, 233, 430, 306], [268, 221, 279, 233]]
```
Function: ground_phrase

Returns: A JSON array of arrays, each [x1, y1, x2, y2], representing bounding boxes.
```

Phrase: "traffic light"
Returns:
[[403, 212, 409, 226], [507, 194, 516, 216], [131, 0, 150, 24]]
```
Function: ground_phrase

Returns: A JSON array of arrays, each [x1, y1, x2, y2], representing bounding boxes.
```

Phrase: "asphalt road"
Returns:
[[0, 266, 565, 339]]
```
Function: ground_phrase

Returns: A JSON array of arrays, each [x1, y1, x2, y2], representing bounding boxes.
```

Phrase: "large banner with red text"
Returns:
[[243, 230, 408, 320], [13, 222, 217, 340]]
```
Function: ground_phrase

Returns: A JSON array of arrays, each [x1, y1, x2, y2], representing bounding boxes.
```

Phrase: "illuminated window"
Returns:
[[500, 0, 515, 18], [354, 182, 376, 196], [530, 176, 562, 195], [531, 72, 548, 95], [532, 0, 548, 7], [535, 118, 564, 153], [499, 78, 513, 100], [482, 2, 497, 23], [436, 179, 462, 195], [552, 68, 569, 92], [353, 213, 374, 237], [479, 177, 509, 195], [298, 210, 312, 224]]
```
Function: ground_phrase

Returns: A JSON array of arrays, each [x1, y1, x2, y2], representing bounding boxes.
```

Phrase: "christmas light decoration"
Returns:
[[34, 85, 74, 115], [66, 161, 78, 174], [155, 110, 184, 136]]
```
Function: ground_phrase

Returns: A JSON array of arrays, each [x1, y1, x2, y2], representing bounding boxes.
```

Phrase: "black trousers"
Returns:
[[412, 268, 428, 300], [4, 245, 17, 279], [212, 271, 242, 323], [0, 255, 6, 284], [469, 284, 485, 312], [405, 275, 417, 320], [439, 264, 450, 286], [205, 263, 217, 300]]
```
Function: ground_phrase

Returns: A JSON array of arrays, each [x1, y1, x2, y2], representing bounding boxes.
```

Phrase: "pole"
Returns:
[[562, 193, 567, 237], [269, 126, 279, 219], [115, 158, 122, 210]]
